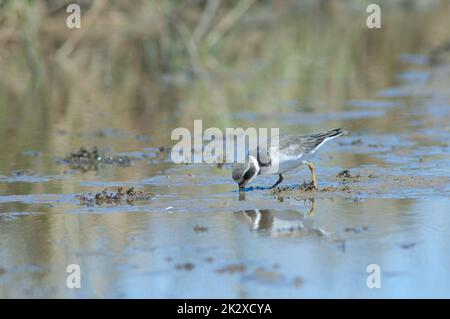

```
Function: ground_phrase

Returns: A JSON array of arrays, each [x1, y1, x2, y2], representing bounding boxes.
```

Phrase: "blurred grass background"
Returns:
[[0, 0, 449, 171]]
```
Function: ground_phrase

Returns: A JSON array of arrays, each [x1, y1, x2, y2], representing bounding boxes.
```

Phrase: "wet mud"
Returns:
[[75, 187, 154, 206], [57, 147, 133, 172]]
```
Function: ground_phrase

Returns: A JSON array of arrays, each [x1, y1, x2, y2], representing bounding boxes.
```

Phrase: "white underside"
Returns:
[[250, 213, 305, 233], [258, 135, 339, 175], [260, 156, 303, 175]]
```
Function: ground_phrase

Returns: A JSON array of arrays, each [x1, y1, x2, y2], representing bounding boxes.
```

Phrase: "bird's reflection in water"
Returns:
[[234, 199, 325, 237]]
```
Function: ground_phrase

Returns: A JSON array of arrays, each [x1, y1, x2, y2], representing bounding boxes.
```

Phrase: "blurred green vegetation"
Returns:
[[0, 0, 450, 174]]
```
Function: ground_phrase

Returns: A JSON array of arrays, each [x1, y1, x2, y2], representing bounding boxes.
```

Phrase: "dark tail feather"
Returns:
[[301, 128, 346, 153], [311, 128, 346, 140]]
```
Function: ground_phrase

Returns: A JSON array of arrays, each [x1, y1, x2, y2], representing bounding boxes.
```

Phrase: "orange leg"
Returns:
[[304, 161, 317, 189]]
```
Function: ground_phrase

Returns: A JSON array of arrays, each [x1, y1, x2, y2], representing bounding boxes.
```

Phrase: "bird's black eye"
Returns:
[[243, 165, 256, 181]]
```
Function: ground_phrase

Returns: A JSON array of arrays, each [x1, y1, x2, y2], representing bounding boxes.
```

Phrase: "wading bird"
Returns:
[[232, 128, 346, 191]]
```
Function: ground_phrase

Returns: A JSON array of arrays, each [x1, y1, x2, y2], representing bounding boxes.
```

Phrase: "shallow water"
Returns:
[[1, 4, 450, 298]]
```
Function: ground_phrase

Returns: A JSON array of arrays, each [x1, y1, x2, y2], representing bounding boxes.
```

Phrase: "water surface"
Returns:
[[1, 2, 450, 298]]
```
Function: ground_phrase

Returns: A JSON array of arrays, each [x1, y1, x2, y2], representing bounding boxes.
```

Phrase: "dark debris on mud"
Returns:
[[57, 147, 132, 172], [271, 181, 316, 194], [216, 263, 247, 274], [401, 242, 417, 249], [175, 262, 195, 271], [75, 187, 154, 206], [344, 226, 369, 233], [336, 169, 361, 182], [193, 225, 208, 232], [271, 181, 352, 195], [339, 139, 363, 146]]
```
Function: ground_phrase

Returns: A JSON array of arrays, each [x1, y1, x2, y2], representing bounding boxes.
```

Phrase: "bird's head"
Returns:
[[232, 155, 260, 191]]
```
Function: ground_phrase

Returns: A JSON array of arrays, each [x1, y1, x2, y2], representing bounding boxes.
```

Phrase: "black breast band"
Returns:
[[256, 146, 271, 167]]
